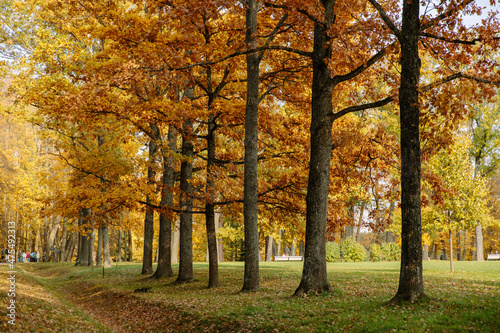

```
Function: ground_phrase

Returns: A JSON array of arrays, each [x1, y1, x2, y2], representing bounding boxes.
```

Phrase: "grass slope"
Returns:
[[2, 261, 499, 332]]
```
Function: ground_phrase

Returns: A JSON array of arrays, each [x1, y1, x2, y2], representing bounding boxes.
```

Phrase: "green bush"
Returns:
[[381, 242, 401, 261], [326, 242, 340, 262], [340, 237, 367, 262], [369, 243, 383, 262]]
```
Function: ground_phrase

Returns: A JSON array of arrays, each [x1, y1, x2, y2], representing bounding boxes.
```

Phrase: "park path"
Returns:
[[0, 262, 108, 332], [1, 263, 254, 333]]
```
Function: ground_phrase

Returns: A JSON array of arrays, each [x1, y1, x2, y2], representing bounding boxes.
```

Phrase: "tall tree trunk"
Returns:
[[153, 126, 176, 279], [97, 134, 111, 268], [241, 0, 261, 292], [76, 208, 92, 266], [128, 229, 133, 262], [462, 232, 467, 261], [124, 229, 128, 261], [430, 242, 437, 260], [96, 226, 103, 266], [442, 239, 448, 260], [172, 219, 180, 264], [117, 228, 122, 263], [294, 0, 335, 296], [65, 232, 77, 262], [102, 225, 111, 268], [89, 229, 95, 266], [449, 228, 454, 273], [176, 119, 194, 283], [216, 213, 224, 262], [291, 239, 297, 257], [265, 236, 273, 261], [60, 222, 67, 263], [456, 231, 462, 261], [389, 0, 426, 303], [475, 225, 484, 261], [206, 114, 220, 288], [356, 202, 365, 241], [142, 125, 159, 275]]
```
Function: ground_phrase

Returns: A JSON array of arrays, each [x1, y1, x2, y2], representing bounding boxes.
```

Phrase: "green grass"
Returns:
[[7, 260, 500, 332]]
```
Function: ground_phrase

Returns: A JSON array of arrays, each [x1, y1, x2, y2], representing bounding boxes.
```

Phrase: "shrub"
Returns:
[[326, 242, 340, 262], [340, 237, 367, 262], [369, 243, 383, 262], [381, 242, 401, 261]]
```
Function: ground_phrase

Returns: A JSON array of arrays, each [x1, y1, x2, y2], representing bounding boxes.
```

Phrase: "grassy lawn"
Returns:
[[3, 260, 499, 332]]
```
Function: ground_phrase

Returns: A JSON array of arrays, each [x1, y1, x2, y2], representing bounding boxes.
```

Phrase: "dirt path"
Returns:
[[2, 264, 253, 333], [0, 263, 109, 332]]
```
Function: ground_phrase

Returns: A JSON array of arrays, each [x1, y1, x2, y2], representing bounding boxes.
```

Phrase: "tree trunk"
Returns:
[[456, 231, 462, 261], [102, 225, 111, 268], [475, 225, 484, 261], [176, 119, 194, 283], [449, 228, 454, 273], [206, 114, 220, 288], [96, 226, 103, 266], [128, 229, 133, 262], [89, 229, 95, 266], [64, 232, 77, 262], [462, 232, 467, 261], [277, 229, 282, 256], [423, 244, 429, 261], [241, 0, 261, 292], [117, 228, 122, 263], [356, 202, 365, 241], [124, 229, 128, 261], [389, 0, 426, 303], [265, 236, 273, 261], [294, 0, 335, 296], [142, 126, 159, 275], [172, 219, 180, 263], [216, 214, 224, 262], [76, 208, 92, 266], [153, 126, 176, 279], [291, 239, 297, 257], [60, 222, 67, 263], [431, 242, 437, 260], [76, 232, 81, 265]]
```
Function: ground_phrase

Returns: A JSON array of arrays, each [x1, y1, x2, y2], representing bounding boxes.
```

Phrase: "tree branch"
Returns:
[[367, 0, 402, 41], [420, 32, 500, 45], [330, 96, 395, 121]]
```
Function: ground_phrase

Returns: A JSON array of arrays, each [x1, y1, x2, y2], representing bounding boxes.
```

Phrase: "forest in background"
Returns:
[[1, 0, 499, 301]]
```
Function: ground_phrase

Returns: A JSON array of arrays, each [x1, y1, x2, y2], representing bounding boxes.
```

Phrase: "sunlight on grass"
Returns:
[[7, 261, 500, 332]]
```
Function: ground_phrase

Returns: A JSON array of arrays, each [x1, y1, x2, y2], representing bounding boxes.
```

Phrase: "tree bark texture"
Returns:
[[76, 208, 92, 266], [294, 0, 335, 296], [475, 225, 484, 261], [206, 114, 220, 288], [390, 0, 426, 303], [241, 0, 261, 292], [128, 229, 133, 261], [176, 119, 194, 283], [153, 126, 176, 279], [96, 226, 103, 266], [117, 228, 122, 262], [142, 126, 159, 275], [102, 225, 111, 268]]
